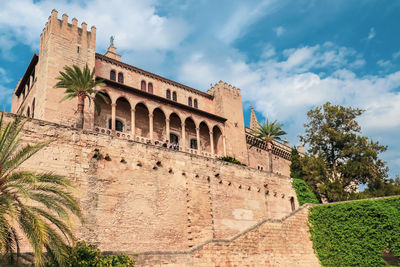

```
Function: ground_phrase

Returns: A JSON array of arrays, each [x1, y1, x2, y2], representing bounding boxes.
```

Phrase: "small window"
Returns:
[[290, 197, 295, 211], [118, 72, 124, 83], [194, 99, 198, 108], [148, 83, 153, 94], [26, 107, 30, 117], [166, 89, 171, 99], [141, 80, 146, 91], [188, 97, 192, 106], [172, 91, 177, 101], [32, 98, 35, 118], [190, 138, 198, 149], [110, 70, 116, 81]]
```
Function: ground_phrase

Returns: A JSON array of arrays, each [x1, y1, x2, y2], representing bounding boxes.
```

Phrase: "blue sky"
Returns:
[[0, 0, 400, 178]]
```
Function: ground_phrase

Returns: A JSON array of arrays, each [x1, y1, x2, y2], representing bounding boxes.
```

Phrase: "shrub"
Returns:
[[219, 156, 246, 166], [309, 197, 400, 267], [292, 178, 319, 205], [45, 241, 135, 266]]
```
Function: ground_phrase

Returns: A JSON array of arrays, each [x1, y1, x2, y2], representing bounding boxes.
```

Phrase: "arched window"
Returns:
[[141, 80, 146, 91], [172, 91, 177, 101], [194, 99, 198, 108], [110, 70, 116, 81], [118, 72, 124, 83], [188, 97, 192, 106], [166, 89, 171, 99], [32, 98, 35, 118], [148, 83, 153, 94]]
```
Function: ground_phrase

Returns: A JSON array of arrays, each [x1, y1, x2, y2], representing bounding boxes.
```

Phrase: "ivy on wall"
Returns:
[[292, 178, 319, 205], [308, 197, 400, 267]]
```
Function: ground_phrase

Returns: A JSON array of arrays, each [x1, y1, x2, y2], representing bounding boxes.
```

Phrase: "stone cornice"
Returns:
[[95, 53, 214, 99]]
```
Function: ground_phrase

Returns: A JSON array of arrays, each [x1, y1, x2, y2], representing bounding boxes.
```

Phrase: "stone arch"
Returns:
[[213, 125, 223, 156], [169, 113, 182, 145], [135, 102, 149, 138], [185, 117, 197, 149], [199, 121, 211, 152], [94, 92, 111, 129], [114, 97, 131, 132], [153, 108, 166, 142]]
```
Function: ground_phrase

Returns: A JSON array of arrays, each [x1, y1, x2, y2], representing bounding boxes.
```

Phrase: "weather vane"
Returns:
[[110, 35, 114, 46]]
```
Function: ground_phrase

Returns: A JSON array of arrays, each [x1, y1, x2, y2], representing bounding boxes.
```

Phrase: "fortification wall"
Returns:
[[136, 205, 320, 267], [7, 113, 298, 254]]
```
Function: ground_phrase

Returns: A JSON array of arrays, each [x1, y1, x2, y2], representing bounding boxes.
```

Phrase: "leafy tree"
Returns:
[[252, 120, 287, 172], [56, 64, 107, 129], [290, 147, 302, 179], [0, 113, 82, 266], [299, 102, 388, 202]]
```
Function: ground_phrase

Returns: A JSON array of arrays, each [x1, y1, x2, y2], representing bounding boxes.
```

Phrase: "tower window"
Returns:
[[166, 89, 171, 99], [172, 91, 177, 101], [148, 83, 153, 94], [118, 72, 124, 83], [110, 70, 116, 81], [141, 80, 146, 91], [188, 97, 192, 106], [194, 99, 198, 108]]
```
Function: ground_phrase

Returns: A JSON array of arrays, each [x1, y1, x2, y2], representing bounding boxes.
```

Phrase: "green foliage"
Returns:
[[0, 113, 82, 267], [45, 241, 135, 266], [290, 147, 302, 179], [299, 102, 388, 202], [292, 178, 319, 205], [309, 197, 400, 267], [219, 156, 246, 166], [251, 120, 287, 143]]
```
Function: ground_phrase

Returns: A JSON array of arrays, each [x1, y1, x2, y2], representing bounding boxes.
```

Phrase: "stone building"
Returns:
[[11, 9, 291, 175], [9, 10, 320, 266]]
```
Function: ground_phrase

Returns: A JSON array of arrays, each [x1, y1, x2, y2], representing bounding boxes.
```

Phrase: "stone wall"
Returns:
[[136, 205, 320, 267], [7, 113, 298, 255]]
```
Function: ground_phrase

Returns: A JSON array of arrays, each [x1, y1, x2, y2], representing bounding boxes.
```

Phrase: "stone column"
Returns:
[[196, 127, 200, 151], [181, 122, 186, 150], [209, 131, 214, 155], [149, 113, 154, 142], [131, 108, 135, 137], [111, 103, 116, 131], [166, 118, 170, 142]]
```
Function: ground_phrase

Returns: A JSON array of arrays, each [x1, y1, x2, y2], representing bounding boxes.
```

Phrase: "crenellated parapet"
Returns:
[[208, 80, 241, 97], [40, 9, 96, 51]]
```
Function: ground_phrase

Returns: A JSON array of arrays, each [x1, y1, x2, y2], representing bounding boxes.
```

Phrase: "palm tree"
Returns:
[[56, 64, 107, 129], [0, 113, 82, 266], [252, 120, 287, 173]]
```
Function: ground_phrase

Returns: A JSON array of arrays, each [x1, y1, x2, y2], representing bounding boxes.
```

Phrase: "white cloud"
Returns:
[[0, 84, 13, 107], [0, 68, 11, 83], [377, 59, 392, 68], [273, 26, 285, 37], [393, 50, 400, 60], [368, 27, 376, 40], [218, 0, 278, 43], [0, 0, 190, 52]]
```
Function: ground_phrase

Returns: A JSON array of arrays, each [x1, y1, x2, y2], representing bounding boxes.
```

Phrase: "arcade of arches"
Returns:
[[94, 93, 226, 156]]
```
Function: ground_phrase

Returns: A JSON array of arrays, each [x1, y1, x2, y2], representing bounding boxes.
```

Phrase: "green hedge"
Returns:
[[219, 156, 246, 166], [292, 178, 319, 205], [45, 241, 135, 266], [308, 197, 400, 266]]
